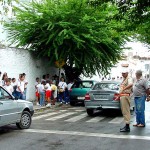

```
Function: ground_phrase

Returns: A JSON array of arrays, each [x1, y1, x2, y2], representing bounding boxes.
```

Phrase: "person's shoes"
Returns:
[[60, 102, 63, 104], [133, 124, 139, 127], [120, 126, 130, 132], [137, 124, 145, 127], [65, 102, 68, 105], [46, 103, 51, 107], [36, 102, 40, 106]]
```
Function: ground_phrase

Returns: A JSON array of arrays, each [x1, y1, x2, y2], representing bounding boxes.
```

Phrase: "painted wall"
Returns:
[[0, 47, 59, 101]]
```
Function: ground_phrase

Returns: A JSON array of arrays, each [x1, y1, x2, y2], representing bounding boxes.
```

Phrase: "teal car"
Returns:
[[69, 80, 98, 106]]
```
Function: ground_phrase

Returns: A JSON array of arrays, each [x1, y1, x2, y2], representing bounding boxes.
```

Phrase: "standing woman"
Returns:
[[133, 70, 150, 127]]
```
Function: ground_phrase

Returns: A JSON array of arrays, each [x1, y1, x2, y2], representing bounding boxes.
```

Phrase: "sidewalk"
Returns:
[[33, 102, 71, 114]]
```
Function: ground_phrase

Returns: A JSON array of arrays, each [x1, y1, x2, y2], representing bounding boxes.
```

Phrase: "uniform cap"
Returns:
[[121, 68, 129, 73]]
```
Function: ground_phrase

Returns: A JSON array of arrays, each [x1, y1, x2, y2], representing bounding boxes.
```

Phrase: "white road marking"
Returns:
[[23, 129, 150, 141], [65, 113, 87, 122], [68, 107, 85, 110], [46, 112, 77, 121], [75, 110, 85, 112], [86, 117, 105, 123], [33, 112, 59, 120], [108, 117, 124, 124], [59, 110, 68, 112], [145, 112, 150, 123]]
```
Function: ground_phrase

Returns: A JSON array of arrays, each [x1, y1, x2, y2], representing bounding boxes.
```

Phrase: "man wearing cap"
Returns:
[[119, 68, 133, 132]]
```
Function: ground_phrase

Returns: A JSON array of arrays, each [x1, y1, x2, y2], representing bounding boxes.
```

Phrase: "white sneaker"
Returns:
[[36, 102, 40, 106], [46, 103, 51, 107]]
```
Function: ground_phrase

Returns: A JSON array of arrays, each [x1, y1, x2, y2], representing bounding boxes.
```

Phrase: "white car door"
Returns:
[[0, 87, 19, 126]]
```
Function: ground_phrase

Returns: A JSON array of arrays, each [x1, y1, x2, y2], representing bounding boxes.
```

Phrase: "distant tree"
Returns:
[[4, 0, 129, 80]]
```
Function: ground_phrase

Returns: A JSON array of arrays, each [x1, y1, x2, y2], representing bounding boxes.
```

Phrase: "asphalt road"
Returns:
[[1, 103, 150, 150]]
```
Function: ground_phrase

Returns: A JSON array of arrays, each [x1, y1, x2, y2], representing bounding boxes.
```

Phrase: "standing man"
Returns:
[[133, 70, 149, 127], [119, 68, 133, 132]]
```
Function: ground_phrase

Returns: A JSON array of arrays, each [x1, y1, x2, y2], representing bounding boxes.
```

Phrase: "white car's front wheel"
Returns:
[[16, 111, 32, 129]]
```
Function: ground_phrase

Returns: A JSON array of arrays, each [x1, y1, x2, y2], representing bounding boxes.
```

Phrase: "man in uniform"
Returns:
[[119, 68, 133, 132]]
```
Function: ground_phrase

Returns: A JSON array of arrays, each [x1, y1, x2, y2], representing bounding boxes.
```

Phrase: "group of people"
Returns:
[[119, 69, 150, 132], [0, 71, 28, 100], [35, 73, 74, 107]]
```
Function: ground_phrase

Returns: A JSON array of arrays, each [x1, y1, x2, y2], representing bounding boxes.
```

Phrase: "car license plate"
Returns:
[[77, 97, 85, 100], [94, 95, 108, 99]]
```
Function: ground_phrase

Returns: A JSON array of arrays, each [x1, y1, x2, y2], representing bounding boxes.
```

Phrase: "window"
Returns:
[[93, 83, 119, 90], [0, 87, 12, 100], [72, 81, 94, 88]]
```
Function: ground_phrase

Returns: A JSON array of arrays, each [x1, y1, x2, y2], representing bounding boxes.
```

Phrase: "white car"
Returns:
[[0, 86, 34, 129]]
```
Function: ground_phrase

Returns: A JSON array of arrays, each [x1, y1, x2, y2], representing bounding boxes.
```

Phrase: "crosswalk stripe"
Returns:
[[108, 117, 124, 124], [59, 110, 68, 112], [65, 113, 87, 122], [33, 112, 59, 120], [68, 107, 85, 110], [145, 112, 150, 123], [86, 117, 105, 123], [75, 110, 85, 112], [46, 112, 77, 121]]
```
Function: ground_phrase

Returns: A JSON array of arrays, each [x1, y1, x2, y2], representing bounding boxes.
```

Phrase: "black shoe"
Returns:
[[120, 126, 130, 132]]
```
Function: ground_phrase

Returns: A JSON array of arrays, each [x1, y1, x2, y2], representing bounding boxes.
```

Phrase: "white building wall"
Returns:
[[0, 47, 58, 101]]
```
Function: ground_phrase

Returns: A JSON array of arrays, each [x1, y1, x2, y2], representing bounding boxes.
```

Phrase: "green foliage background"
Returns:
[[4, 0, 130, 78]]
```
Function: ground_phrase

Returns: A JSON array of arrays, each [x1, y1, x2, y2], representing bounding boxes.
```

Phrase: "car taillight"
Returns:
[[113, 93, 120, 101], [85, 93, 90, 101]]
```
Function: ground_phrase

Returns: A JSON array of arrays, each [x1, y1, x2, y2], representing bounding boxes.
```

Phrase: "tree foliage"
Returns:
[[4, 0, 129, 79], [117, 0, 150, 45], [89, 0, 150, 45]]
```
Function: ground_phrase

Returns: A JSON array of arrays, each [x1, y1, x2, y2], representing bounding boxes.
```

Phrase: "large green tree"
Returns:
[[4, 0, 129, 80]]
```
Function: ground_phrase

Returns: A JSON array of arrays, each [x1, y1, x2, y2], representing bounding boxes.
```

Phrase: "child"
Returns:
[[35, 77, 40, 105], [11, 78, 17, 97], [38, 81, 46, 106], [45, 80, 52, 107], [50, 80, 57, 105], [4, 78, 14, 95]]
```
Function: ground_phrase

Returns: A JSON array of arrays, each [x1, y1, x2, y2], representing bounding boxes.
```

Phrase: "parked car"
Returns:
[[69, 80, 98, 106], [84, 81, 134, 116], [0, 86, 34, 129]]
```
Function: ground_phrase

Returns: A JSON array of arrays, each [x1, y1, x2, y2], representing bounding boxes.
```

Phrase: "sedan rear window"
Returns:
[[72, 81, 93, 88], [93, 83, 120, 90]]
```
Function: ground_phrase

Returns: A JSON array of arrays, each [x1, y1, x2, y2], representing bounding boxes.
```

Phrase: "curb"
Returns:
[[33, 103, 63, 113]]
